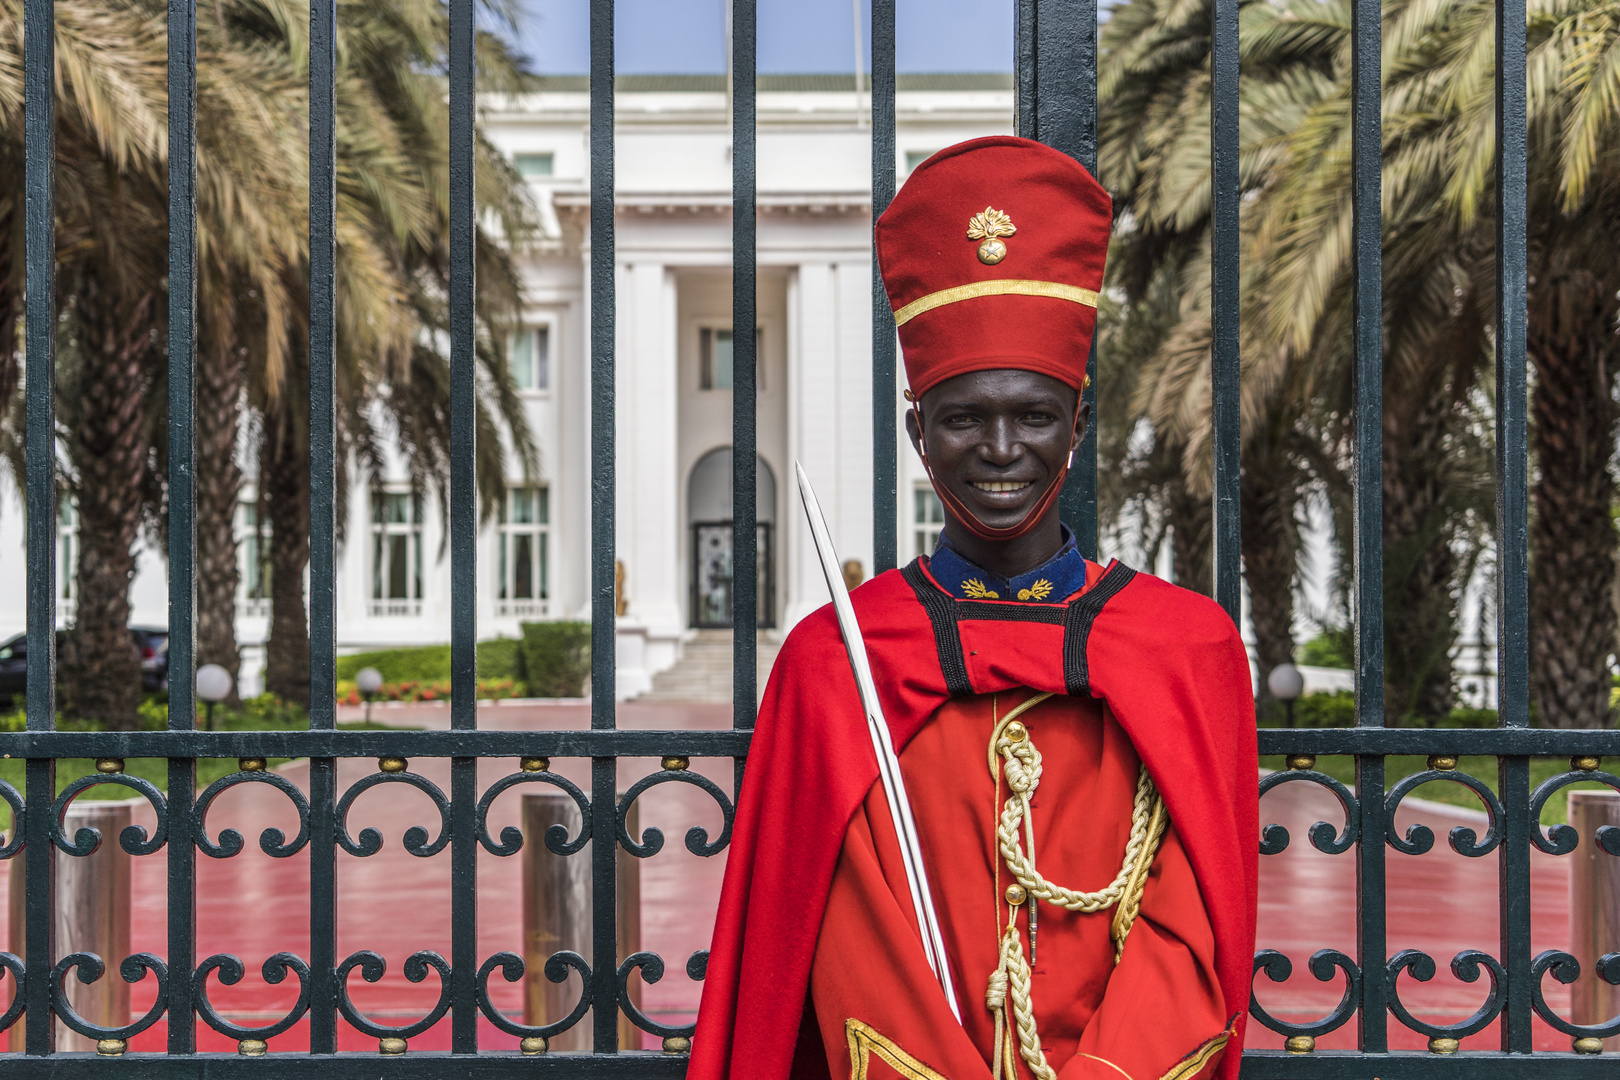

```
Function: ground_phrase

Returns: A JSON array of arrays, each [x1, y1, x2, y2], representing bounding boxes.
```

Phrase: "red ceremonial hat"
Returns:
[[876, 136, 1112, 399]]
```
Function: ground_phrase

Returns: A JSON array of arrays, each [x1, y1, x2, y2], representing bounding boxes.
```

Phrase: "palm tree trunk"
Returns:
[[61, 278, 156, 730], [262, 398, 310, 708], [1528, 271, 1619, 729], [1382, 399, 1463, 725], [1169, 479, 1212, 596], [196, 332, 244, 701], [1242, 457, 1300, 723]]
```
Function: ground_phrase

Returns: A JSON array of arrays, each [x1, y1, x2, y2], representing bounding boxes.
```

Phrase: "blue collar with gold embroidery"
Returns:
[[925, 526, 1089, 602]]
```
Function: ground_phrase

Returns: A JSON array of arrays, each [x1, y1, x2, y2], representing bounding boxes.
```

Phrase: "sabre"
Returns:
[[796, 463, 963, 1022]]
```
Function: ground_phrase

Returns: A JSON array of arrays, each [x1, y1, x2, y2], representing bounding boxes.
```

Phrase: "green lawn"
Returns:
[[0, 699, 418, 836], [1260, 754, 1612, 826]]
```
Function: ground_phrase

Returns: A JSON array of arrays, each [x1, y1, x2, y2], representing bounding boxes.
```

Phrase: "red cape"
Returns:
[[691, 560, 1257, 1080]]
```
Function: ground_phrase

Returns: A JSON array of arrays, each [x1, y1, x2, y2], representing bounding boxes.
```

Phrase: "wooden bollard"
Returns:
[[1570, 789, 1620, 1050], [8, 801, 133, 1052], [521, 792, 641, 1050]]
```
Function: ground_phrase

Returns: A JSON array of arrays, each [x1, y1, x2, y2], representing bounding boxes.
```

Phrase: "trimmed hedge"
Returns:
[[335, 646, 452, 684], [520, 621, 591, 698], [477, 637, 525, 682], [334, 639, 528, 687]]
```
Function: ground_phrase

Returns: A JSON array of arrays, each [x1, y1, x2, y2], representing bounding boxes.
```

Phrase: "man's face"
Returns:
[[907, 369, 1088, 533]]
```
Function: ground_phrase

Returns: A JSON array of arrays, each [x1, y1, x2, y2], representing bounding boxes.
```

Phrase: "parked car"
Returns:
[[0, 626, 170, 706]]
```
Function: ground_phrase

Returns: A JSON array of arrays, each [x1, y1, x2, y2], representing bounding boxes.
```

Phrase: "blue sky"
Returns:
[[509, 0, 1015, 75]]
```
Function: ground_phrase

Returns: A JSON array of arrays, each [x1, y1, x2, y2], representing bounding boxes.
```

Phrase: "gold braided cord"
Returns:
[[994, 926, 1055, 1080], [891, 279, 1100, 326], [1111, 794, 1169, 961], [984, 693, 1167, 1080]]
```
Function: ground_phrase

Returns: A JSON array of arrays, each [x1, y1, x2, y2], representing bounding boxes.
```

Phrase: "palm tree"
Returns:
[[0, 0, 303, 726], [1248, 0, 1620, 726], [218, 0, 539, 706], [0, 0, 534, 722], [1098, 0, 1326, 716], [1099, 0, 1505, 724]]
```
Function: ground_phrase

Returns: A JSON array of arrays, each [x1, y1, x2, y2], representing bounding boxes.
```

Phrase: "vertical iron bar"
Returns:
[[1014, 0, 1035, 138], [1494, 0, 1528, 738], [1209, 0, 1241, 623], [307, 0, 338, 1053], [732, 0, 758, 722], [448, 0, 477, 738], [1355, 756, 1388, 1051], [588, 0, 615, 733], [23, 0, 56, 1052], [447, 0, 479, 1052], [1498, 753, 1530, 1050], [1495, 0, 1530, 1048], [871, 0, 896, 573], [589, 0, 618, 1050], [1349, 0, 1387, 1042], [1021, 0, 1100, 555], [1350, 0, 1385, 735], [165, 0, 200, 1053]]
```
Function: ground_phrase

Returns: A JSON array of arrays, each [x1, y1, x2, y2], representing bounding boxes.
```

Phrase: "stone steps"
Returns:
[[636, 631, 780, 703]]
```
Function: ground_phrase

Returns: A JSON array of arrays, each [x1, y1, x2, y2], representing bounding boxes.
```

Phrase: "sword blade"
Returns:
[[795, 462, 962, 1022]]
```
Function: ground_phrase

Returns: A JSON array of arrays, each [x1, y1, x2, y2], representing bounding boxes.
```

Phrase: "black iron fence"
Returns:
[[8, 0, 1605, 1071]]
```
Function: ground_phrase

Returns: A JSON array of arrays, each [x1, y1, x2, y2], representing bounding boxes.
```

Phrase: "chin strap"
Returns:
[[910, 375, 1087, 543]]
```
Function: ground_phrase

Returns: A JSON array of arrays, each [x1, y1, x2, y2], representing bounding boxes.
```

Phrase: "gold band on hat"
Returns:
[[891, 279, 1100, 327]]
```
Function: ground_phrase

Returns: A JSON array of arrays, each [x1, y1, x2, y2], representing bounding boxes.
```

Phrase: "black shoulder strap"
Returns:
[[1062, 562, 1137, 696], [901, 560, 974, 698], [903, 557, 1138, 700]]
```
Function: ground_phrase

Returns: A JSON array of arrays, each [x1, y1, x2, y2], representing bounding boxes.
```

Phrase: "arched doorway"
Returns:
[[687, 448, 775, 629]]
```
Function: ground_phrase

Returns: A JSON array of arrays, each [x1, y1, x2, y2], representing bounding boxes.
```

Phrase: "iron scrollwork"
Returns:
[[1257, 769, 1358, 855], [1530, 950, 1620, 1041], [335, 950, 453, 1038], [1384, 770, 1502, 857], [473, 951, 593, 1040], [0, 952, 25, 1034], [50, 952, 169, 1041], [193, 770, 312, 858], [475, 769, 592, 857], [617, 769, 734, 858], [1386, 948, 1506, 1041], [1248, 949, 1359, 1039], [51, 775, 167, 857], [336, 771, 452, 857], [1529, 768, 1620, 855], [193, 953, 312, 1041], [0, 779, 24, 860], [617, 951, 708, 1039]]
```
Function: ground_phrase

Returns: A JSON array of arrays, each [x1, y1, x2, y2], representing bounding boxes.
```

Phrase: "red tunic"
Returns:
[[692, 560, 1257, 1080], [808, 691, 1228, 1080]]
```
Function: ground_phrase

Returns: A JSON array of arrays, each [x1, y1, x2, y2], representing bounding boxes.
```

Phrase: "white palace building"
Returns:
[[0, 74, 1016, 699]]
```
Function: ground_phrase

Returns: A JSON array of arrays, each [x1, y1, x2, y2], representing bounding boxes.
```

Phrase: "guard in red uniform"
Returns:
[[692, 137, 1257, 1080]]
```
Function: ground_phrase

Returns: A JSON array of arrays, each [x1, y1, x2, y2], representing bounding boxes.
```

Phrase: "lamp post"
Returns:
[[357, 667, 383, 726], [1268, 663, 1305, 728], [195, 664, 232, 731]]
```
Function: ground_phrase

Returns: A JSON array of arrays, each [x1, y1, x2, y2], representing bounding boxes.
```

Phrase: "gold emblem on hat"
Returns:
[[967, 207, 1017, 264]]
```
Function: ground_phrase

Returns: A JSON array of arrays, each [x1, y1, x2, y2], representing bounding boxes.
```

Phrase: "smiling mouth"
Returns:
[[970, 481, 1034, 493]]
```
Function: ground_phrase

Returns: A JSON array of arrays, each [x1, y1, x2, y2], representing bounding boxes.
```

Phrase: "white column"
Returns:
[[614, 262, 682, 696], [832, 258, 875, 576], [783, 260, 875, 631]]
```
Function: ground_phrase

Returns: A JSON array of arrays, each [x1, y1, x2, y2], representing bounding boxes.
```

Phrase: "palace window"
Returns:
[[913, 484, 945, 559], [58, 499, 77, 619], [237, 501, 272, 618], [512, 326, 550, 391], [497, 486, 550, 618], [513, 152, 554, 178], [370, 491, 424, 617], [904, 149, 938, 173], [700, 326, 764, 391]]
